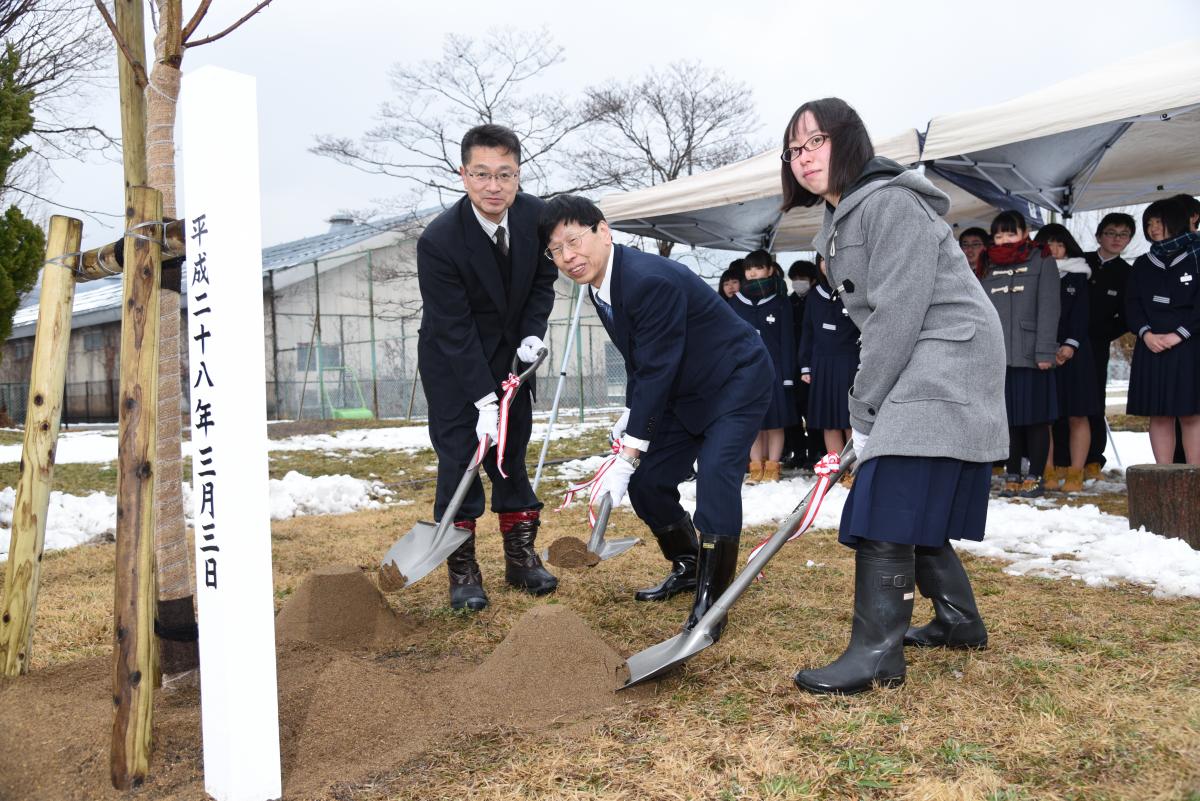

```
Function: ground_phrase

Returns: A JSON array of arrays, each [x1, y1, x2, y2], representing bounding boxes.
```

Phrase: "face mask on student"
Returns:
[[792, 280, 811, 296]]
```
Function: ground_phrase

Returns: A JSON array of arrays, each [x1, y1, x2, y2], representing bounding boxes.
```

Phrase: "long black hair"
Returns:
[[1033, 223, 1086, 258]]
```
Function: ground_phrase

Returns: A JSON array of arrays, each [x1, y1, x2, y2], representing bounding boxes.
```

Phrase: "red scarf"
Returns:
[[987, 238, 1047, 266]]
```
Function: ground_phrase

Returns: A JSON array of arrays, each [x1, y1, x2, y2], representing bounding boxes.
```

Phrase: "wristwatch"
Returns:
[[616, 451, 641, 470]]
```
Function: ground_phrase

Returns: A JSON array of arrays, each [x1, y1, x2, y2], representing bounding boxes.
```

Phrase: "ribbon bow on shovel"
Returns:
[[557, 438, 640, 561]]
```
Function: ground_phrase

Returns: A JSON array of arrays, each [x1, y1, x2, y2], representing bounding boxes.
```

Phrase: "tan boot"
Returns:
[[746, 460, 764, 484], [1084, 462, 1102, 480], [1061, 467, 1084, 493], [1043, 466, 1062, 491], [763, 460, 781, 482]]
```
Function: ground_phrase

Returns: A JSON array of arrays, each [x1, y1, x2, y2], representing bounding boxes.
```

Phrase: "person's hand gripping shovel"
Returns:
[[380, 348, 547, 590]]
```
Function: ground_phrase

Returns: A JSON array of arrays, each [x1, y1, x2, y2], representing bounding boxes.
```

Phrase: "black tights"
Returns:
[[1007, 424, 1050, 478]]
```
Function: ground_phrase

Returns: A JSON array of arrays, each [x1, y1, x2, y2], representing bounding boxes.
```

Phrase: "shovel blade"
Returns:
[[381, 521, 471, 589], [620, 628, 714, 689], [595, 536, 640, 561]]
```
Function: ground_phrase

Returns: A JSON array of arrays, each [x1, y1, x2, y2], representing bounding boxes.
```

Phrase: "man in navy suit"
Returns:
[[417, 124, 558, 611], [538, 195, 772, 638]]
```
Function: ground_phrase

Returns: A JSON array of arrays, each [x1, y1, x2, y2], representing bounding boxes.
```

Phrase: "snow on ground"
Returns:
[[0, 417, 613, 465], [0, 473, 397, 560], [554, 457, 1200, 599]]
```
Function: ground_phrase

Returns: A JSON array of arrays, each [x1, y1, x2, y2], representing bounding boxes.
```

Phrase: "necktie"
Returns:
[[495, 225, 509, 258], [594, 292, 614, 326]]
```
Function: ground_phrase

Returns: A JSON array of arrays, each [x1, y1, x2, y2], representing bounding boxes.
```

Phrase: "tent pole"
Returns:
[[531, 285, 586, 492]]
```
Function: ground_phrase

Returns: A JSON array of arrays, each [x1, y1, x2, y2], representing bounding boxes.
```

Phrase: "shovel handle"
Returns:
[[695, 443, 856, 631], [434, 348, 550, 538], [587, 492, 613, 554]]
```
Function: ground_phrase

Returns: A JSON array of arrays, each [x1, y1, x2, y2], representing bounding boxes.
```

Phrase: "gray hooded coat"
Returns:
[[813, 164, 1009, 464]]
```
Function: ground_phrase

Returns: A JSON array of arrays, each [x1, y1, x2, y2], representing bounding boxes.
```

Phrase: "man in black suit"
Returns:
[[417, 124, 558, 611], [539, 195, 772, 639]]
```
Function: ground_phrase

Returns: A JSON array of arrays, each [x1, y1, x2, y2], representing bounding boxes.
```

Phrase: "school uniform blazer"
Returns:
[[416, 193, 557, 414], [599, 244, 768, 441], [1125, 246, 1200, 340]]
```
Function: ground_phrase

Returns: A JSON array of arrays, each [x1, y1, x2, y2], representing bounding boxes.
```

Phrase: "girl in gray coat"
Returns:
[[780, 97, 1008, 695]]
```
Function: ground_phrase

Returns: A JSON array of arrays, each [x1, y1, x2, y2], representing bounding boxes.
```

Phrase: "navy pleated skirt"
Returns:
[[806, 352, 856, 430], [760, 383, 798, 429], [1127, 336, 1200, 416], [1005, 366, 1058, 426], [839, 456, 991, 547], [1055, 340, 1102, 418]]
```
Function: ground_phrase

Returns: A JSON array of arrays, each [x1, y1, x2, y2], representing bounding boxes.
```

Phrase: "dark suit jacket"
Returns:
[[417, 193, 557, 414], [595, 244, 768, 440]]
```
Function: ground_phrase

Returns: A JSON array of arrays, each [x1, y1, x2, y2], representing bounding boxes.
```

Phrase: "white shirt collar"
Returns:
[[815, 284, 832, 300], [471, 203, 509, 245], [734, 291, 776, 306], [590, 244, 616, 305]]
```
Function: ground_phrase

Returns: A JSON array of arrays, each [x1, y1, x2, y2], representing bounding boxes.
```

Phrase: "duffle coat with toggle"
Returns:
[[979, 253, 1061, 369], [813, 167, 1008, 465]]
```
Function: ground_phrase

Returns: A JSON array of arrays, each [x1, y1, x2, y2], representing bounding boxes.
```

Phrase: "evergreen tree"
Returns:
[[0, 41, 45, 357]]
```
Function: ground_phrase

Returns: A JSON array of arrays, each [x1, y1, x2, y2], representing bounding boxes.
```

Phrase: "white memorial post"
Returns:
[[181, 65, 282, 801]]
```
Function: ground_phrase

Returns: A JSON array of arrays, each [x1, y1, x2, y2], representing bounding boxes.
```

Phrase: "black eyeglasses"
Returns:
[[781, 133, 830, 162]]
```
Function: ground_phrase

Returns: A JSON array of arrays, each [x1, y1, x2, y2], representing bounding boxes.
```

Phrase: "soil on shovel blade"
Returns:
[[0, 574, 648, 801], [546, 535, 602, 568]]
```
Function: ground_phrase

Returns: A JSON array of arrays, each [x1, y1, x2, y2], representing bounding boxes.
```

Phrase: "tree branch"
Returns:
[[92, 0, 148, 87], [184, 0, 273, 47], [180, 0, 210, 41]]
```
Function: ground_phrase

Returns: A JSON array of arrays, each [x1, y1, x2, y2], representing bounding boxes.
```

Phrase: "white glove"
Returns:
[[610, 407, 631, 443], [851, 429, 869, 460], [517, 335, 545, 363], [594, 455, 636, 506], [475, 401, 499, 443]]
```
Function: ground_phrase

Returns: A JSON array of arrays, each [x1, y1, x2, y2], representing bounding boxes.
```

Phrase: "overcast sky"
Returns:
[[37, 0, 1200, 250]]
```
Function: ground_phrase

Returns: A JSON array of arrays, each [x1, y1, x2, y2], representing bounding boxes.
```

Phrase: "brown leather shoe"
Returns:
[[763, 460, 782, 482], [1043, 466, 1062, 491], [746, 460, 764, 484], [1061, 467, 1084, 493], [1084, 462, 1102, 481]]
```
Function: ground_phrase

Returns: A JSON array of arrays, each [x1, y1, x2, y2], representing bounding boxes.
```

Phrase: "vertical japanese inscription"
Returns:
[[190, 215, 218, 589]]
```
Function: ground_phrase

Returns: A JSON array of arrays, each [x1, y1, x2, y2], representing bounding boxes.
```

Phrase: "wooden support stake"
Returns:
[[0, 216, 83, 677], [76, 218, 185, 283], [110, 187, 162, 790]]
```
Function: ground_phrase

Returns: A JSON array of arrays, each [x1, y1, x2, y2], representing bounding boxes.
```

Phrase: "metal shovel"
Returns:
[[380, 349, 547, 589], [586, 493, 640, 560], [621, 445, 856, 689]]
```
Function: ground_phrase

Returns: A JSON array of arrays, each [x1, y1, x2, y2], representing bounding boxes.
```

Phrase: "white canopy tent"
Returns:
[[599, 129, 1015, 253], [922, 39, 1200, 216]]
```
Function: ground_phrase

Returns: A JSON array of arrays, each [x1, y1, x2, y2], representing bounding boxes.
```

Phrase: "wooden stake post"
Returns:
[[0, 216, 83, 677], [110, 186, 163, 790]]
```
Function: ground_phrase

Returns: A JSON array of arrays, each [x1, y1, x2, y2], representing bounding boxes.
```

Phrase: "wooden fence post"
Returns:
[[110, 186, 162, 790], [0, 215, 83, 677]]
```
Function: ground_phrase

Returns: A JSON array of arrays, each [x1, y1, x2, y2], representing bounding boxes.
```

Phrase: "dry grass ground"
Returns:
[[2, 418, 1198, 800]]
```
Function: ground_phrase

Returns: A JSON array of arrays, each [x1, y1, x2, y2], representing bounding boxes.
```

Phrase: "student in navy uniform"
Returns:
[[1125, 198, 1200, 464], [781, 98, 1007, 695], [719, 260, 745, 301], [797, 256, 860, 461], [1034, 224, 1101, 493], [538, 194, 772, 639], [730, 249, 797, 483], [958, 227, 991, 281], [982, 211, 1061, 498], [416, 124, 558, 611], [1082, 212, 1136, 478], [784, 260, 823, 469], [1169, 195, 1200, 465]]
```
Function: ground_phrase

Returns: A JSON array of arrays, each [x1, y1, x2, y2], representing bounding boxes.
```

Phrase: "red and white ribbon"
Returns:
[[472, 371, 523, 476], [558, 439, 622, 528], [746, 450, 842, 577]]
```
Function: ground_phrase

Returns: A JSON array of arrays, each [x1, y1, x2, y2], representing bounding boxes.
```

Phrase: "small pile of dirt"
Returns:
[[275, 564, 415, 648], [459, 604, 644, 725], [546, 536, 601, 568]]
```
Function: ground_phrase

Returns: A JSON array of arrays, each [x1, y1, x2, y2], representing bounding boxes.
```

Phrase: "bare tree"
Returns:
[[577, 61, 760, 255], [0, 0, 115, 211], [312, 28, 608, 211]]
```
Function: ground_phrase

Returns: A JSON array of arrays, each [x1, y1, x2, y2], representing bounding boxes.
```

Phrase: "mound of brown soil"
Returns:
[[275, 564, 415, 648], [546, 536, 601, 568], [0, 603, 645, 800]]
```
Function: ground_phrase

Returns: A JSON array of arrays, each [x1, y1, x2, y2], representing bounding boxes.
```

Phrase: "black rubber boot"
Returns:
[[794, 539, 914, 695], [446, 522, 488, 611], [683, 534, 739, 643], [634, 515, 699, 601], [499, 510, 558, 595], [904, 543, 988, 649]]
